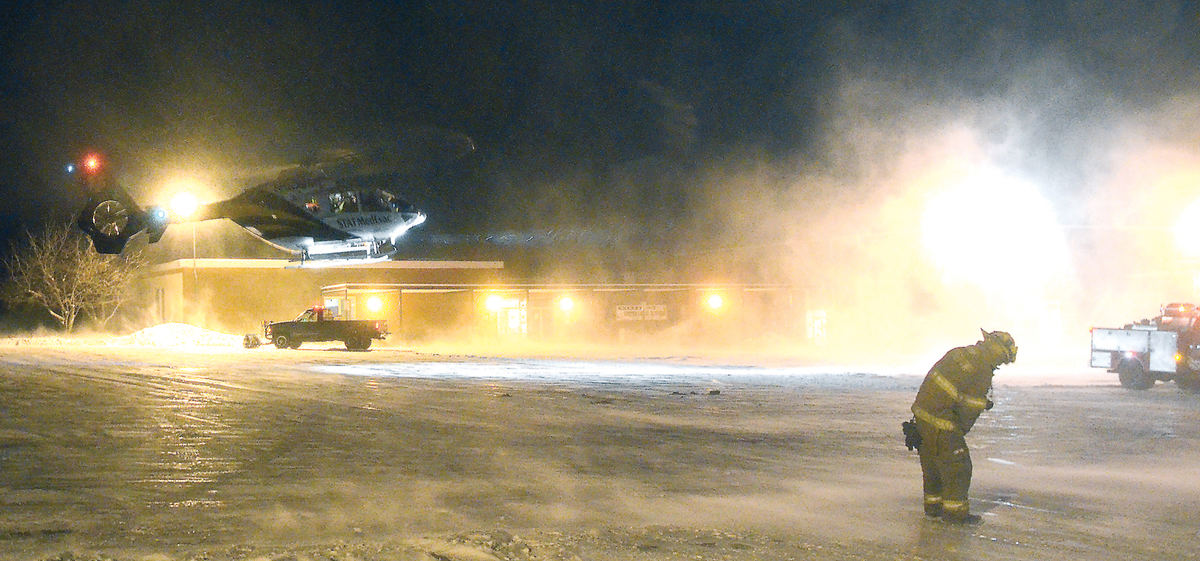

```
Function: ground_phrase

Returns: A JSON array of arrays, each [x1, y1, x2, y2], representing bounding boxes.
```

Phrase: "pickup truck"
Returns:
[[261, 306, 387, 351]]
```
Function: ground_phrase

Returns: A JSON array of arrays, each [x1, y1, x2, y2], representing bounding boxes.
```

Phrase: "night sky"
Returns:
[[3, 1, 1200, 283]]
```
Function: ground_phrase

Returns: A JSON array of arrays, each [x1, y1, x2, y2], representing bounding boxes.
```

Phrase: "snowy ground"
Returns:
[[0, 330, 1198, 560]]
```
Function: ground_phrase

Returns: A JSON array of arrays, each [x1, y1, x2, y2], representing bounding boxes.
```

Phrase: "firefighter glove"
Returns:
[[902, 418, 921, 451]]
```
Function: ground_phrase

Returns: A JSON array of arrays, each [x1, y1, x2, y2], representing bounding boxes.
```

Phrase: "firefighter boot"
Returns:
[[941, 500, 981, 524], [945, 513, 982, 525], [923, 495, 943, 517]]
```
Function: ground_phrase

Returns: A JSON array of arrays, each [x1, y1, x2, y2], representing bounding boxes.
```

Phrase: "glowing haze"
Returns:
[[755, 125, 1084, 367], [921, 167, 1069, 293], [9, 3, 1200, 377]]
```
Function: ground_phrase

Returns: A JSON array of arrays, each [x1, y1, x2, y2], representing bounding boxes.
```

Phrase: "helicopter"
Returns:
[[75, 144, 450, 264]]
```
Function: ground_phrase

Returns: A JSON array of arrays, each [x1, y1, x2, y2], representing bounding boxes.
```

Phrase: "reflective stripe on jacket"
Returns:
[[912, 404, 955, 431], [911, 344, 995, 434]]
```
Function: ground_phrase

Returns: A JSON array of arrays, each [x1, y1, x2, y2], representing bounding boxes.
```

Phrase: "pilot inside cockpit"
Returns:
[[376, 189, 410, 213], [328, 191, 359, 213]]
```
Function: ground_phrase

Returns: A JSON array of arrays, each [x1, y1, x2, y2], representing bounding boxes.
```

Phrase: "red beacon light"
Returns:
[[82, 154, 102, 174]]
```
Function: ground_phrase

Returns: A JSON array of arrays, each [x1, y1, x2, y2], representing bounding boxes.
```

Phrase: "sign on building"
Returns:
[[616, 303, 669, 321]]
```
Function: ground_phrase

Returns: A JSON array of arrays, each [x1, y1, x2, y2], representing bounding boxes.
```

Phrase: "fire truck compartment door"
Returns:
[[1149, 330, 1179, 373], [1090, 350, 1114, 369], [1091, 328, 1149, 353]]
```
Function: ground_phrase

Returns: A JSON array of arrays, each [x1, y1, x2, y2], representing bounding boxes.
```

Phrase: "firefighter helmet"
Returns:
[[980, 329, 1017, 364]]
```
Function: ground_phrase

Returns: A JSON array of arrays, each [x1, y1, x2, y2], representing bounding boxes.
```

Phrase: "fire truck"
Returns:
[[1090, 302, 1200, 391]]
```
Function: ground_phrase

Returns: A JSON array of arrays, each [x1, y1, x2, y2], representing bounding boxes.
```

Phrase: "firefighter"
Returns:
[[910, 329, 1017, 524]]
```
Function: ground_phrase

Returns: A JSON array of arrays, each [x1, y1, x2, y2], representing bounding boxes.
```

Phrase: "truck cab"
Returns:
[[1156, 302, 1200, 333], [284, 307, 331, 344]]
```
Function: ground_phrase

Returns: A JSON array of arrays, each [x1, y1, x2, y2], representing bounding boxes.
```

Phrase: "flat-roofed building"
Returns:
[[321, 282, 801, 344], [136, 258, 504, 335]]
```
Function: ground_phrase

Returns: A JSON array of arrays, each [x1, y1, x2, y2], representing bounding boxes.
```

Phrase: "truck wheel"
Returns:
[[273, 335, 290, 349], [346, 336, 371, 351], [1117, 360, 1154, 390]]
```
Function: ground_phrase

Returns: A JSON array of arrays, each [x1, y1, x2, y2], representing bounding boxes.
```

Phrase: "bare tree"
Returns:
[[82, 249, 148, 330], [2, 222, 146, 332]]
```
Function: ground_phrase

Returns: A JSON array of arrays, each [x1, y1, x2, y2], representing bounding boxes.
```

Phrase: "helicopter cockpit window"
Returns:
[[370, 189, 412, 213], [328, 191, 359, 214], [360, 189, 401, 212]]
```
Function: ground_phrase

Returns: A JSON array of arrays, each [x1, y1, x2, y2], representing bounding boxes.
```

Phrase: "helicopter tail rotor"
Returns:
[[76, 185, 169, 254]]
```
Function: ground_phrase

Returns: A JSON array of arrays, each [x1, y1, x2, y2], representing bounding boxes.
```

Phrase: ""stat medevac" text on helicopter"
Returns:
[[75, 149, 430, 264]]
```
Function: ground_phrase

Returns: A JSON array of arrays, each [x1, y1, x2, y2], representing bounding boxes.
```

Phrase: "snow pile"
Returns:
[[115, 323, 243, 348]]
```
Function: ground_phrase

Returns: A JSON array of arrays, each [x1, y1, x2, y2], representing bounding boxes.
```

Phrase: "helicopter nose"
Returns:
[[388, 210, 426, 244]]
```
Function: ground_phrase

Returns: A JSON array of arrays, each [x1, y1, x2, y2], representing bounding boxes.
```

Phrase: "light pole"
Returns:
[[191, 222, 197, 292], [170, 190, 201, 319]]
